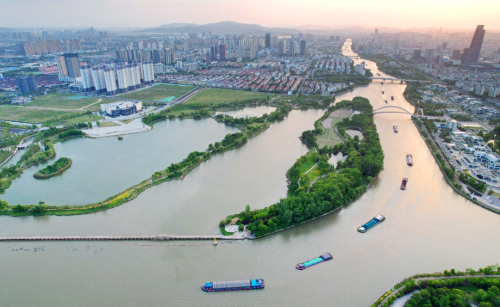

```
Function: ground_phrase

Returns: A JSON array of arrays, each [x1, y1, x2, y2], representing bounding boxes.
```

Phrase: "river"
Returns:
[[1, 40, 499, 307]]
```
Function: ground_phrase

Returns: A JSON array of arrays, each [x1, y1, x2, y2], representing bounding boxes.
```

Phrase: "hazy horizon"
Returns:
[[1, 0, 500, 31]]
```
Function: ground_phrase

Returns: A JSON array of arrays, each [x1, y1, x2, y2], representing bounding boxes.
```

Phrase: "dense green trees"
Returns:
[[37, 157, 71, 175], [223, 97, 384, 237], [58, 129, 84, 139]]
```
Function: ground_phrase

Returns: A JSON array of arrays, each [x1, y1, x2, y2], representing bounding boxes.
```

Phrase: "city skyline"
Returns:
[[1, 0, 500, 30]]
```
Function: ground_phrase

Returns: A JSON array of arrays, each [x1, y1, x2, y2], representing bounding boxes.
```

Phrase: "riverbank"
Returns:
[[0, 106, 289, 216], [371, 265, 500, 307]]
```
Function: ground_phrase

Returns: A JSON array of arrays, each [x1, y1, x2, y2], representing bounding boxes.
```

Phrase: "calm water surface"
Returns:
[[1, 40, 499, 307], [217, 105, 276, 118]]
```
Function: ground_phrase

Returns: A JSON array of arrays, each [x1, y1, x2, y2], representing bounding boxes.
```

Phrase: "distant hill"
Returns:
[[138, 21, 300, 35], [157, 23, 198, 29]]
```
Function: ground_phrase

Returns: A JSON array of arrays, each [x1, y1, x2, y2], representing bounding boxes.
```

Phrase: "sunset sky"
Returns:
[[1, 0, 499, 30]]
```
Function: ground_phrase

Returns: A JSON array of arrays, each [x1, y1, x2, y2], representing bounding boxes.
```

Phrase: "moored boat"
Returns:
[[296, 253, 333, 270], [391, 96, 394, 100], [393, 126, 398, 133], [357, 215, 386, 233], [382, 91, 384, 94], [202, 279, 264, 292], [400, 177, 408, 190], [407, 154, 413, 166]]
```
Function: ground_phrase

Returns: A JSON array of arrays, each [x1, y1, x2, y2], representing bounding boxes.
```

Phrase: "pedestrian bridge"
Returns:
[[373, 106, 415, 117], [369, 77, 432, 83]]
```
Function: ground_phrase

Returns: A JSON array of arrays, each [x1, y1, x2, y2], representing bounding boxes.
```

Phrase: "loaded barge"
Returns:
[[400, 177, 408, 190], [296, 253, 333, 270], [357, 215, 386, 233], [202, 279, 264, 292], [393, 126, 398, 133], [407, 154, 413, 166]]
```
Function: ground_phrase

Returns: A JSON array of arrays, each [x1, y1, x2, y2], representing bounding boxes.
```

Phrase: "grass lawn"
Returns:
[[99, 121, 119, 127], [185, 88, 276, 106], [491, 192, 500, 198], [26, 92, 99, 109], [298, 150, 320, 176], [120, 118, 136, 124], [120, 84, 194, 101], [317, 116, 345, 148], [0, 106, 82, 123], [43, 113, 103, 127]]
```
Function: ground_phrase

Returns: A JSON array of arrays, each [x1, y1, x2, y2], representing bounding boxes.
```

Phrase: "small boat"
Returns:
[[202, 279, 264, 292], [385, 100, 388, 103], [391, 96, 394, 100], [407, 154, 413, 166], [400, 177, 408, 190], [393, 126, 398, 133], [381, 82, 384, 85], [296, 253, 333, 270], [213, 238, 217, 246], [358, 215, 385, 233], [382, 91, 384, 94]]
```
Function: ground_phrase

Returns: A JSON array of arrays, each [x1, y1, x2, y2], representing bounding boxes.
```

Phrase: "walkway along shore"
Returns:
[[0, 235, 244, 241]]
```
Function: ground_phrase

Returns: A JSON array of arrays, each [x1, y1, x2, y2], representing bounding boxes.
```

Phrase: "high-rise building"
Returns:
[[300, 40, 306, 57], [278, 41, 285, 56], [128, 62, 141, 89], [91, 65, 107, 94], [250, 45, 256, 59], [206, 52, 212, 64], [288, 42, 295, 56], [80, 65, 95, 92], [452, 49, 461, 60], [142, 61, 154, 85], [219, 44, 226, 61], [211, 45, 218, 61], [153, 49, 162, 63], [16, 77, 37, 94], [462, 25, 486, 64], [239, 46, 245, 58], [265, 33, 271, 48], [56, 53, 81, 82], [442, 42, 448, 50], [116, 64, 130, 93], [104, 67, 118, 96], [413, 49, 422, 60], [424, 48, 435, 64]]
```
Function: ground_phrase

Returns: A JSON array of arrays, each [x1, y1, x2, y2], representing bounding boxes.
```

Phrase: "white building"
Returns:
[[116, 65, 130, 93], [101, 101, 142, 117], [153, 63, 165, 74], [91, 65, 107, 94], [104, 67, 118, 95], [142, 61, 154, 85], [80, 64, 95, 92]]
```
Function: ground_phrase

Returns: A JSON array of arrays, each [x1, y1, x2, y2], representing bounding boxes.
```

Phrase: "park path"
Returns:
[[377, 275, 500, 307]]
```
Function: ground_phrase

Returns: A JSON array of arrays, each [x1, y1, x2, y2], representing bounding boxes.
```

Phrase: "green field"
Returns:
[[26, 92, 99, 109], [120, 84, 194, 101], [0, 106, 81, 123], [185, 89, 276, 105], [316, 116, 346, 148], [43, 113, 103, 127]]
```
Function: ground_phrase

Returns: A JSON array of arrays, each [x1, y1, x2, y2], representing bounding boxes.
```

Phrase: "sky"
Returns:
[[1, 0, 500, 30]]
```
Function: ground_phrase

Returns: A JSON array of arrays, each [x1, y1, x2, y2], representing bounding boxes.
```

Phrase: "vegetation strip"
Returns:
[[372, 264, 500, 307]]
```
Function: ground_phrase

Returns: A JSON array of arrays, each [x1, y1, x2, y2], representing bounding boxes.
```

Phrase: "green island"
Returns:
[[372, 264, 500, 307], [220, 97, 384, 237], [33, 157, 72, 179]]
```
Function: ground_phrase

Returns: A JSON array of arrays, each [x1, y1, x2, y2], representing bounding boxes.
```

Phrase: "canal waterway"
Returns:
[[1, 119, 238, 205], [1, 40, 500, 307]]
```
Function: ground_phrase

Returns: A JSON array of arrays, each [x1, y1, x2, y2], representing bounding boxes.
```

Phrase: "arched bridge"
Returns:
[[369, 77, 432, 83], [373, 106, 415, 117]]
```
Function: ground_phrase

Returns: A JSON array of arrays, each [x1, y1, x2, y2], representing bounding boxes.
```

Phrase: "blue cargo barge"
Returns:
[[296, 253, 333, 270], [357, 215, 386, 233], [201, 279, 264, 292]]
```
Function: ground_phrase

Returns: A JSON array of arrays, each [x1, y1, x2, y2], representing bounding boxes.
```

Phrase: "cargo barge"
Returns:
[[357, 215, 386, 233], [407, 154, 413, 166], [393, 126, 398, 133], [296, 253, 333, 270], [400, 177, 408, 190], [202, 279, 264, 292]]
